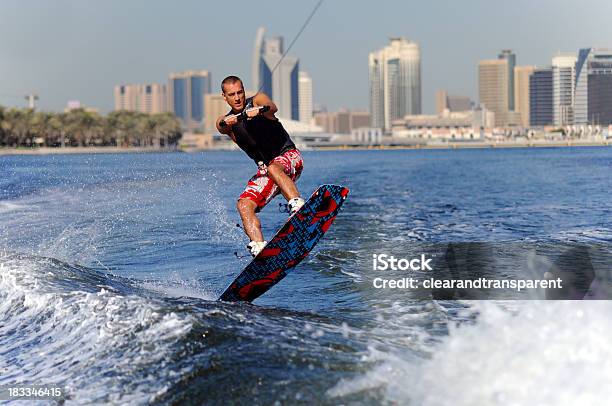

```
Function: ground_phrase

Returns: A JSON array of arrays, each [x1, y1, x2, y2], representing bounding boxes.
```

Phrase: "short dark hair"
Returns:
[[221, 75, 243, 92]]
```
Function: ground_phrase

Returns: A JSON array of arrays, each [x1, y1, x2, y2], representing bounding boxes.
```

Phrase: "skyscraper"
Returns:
[[298, 71, 313, 125], [498, 50, 516, 111], [114, 84, 168, 114], [529, 68, 553, 126], [254, 32, 300, 120], [514, 66, 535, 127], [369, 38, 421, 131], [552, 54, 577, 126], [479, 59, 509, 127], [588, 74, 612, 125], [168, 70, 211, 130], [574, 48, 612, 125]]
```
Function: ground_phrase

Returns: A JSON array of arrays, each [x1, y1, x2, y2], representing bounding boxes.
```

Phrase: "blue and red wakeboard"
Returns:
[[219, 184, 349, 302]]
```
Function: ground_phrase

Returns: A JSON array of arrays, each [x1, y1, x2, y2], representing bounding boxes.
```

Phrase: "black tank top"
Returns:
[[226, 97, 296, 164]]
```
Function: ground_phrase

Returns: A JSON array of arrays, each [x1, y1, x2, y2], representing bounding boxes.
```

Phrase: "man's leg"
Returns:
[[237, 198, 264, 242], [267, 162, 299, 200]]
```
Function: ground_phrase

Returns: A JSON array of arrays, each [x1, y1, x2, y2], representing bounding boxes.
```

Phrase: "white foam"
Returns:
[[141, 279, 217, 301], [555, 228, 612, 242], [330, 301, 612, 405], [0, 253, 194, 404]]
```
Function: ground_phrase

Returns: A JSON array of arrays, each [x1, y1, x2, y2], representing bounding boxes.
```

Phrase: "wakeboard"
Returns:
[[219, 184, 350, 302]]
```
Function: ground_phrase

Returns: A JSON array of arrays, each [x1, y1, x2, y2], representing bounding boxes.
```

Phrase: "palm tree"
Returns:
[[79, 110, 103, 146], [121, 111, 140, 147], [107, 110, 140, 147], [140, 114, 158, 147], [30, 111, 52, 146], [105, 111, 121, 146], [63, 109, 84, 146], [2, 108, 34, 147], [155, 113, 181, 148], [0, 107, 183, 149], [48, 113, 68, 147]]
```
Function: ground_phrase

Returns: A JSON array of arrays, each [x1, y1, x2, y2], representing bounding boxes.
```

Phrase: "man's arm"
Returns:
[[252, 92, 278, 120]]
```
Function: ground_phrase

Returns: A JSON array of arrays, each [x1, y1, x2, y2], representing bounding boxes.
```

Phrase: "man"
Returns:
[[216, 75, 305, 257]]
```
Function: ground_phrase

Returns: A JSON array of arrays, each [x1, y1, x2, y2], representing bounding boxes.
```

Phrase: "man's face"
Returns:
[[222, 81, 246, 111]]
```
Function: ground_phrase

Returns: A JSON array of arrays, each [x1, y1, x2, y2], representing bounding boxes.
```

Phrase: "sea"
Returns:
[[1, 147, 611, 405]]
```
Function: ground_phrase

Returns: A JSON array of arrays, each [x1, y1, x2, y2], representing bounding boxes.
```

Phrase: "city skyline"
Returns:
[[2, 0, 612, 114]]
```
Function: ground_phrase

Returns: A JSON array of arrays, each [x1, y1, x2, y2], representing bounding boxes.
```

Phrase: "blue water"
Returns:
[[1, 147, 611, 405]]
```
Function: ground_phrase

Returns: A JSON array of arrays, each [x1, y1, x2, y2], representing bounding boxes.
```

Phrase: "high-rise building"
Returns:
[[552, 54, 577, 126], [254, 32, 300, 120], [575, 48, 612, 125], [514, 66, 535, 127], [479, 59, 510, 126], [529, 68, 553, 126], [298, 71, 313, 125], [575, 48, 593, 125], [588, 75, 612, 126], [114, 83, 168, 114], [369, 38, 421, 131], [168, 70, 212, 130], [141, 84, 167, 114], [498, 50, 516, 111], [436, 90, 472, 113], [588, 72, 612, 126], [115, 85, 138, 111]]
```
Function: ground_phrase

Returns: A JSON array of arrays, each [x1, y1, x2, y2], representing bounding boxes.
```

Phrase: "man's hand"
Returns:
[[253, 93, 277, 118], [245, 107, 261, 120], [222, 114, 239, 126]]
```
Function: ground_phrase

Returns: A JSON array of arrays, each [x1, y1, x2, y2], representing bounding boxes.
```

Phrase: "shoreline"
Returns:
[[0, 139, 610, 155], [0, 146, 178, 156], [314, 139, 611, 151]]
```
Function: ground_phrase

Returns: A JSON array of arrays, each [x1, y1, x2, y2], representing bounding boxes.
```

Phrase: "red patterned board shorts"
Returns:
[[239, 149, 303, 212]]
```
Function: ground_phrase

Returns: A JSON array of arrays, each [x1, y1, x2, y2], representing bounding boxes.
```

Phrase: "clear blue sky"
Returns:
[[1, 0, 611, 114]]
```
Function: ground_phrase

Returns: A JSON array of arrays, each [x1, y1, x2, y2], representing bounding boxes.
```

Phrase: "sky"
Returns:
[[1, 0, 612, 114]]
